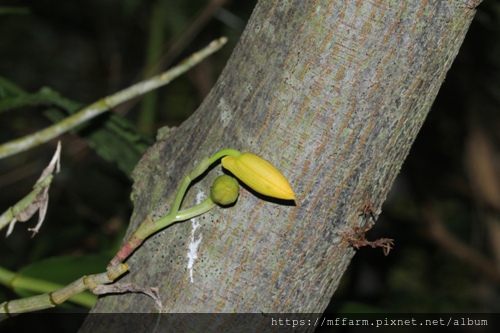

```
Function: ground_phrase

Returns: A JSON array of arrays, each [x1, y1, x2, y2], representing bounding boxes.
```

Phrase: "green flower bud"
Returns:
[[210, 175, 239, 205]]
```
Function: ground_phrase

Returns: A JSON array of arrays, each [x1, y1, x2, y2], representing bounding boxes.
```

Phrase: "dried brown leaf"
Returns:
[[4, 142, 61, 237]]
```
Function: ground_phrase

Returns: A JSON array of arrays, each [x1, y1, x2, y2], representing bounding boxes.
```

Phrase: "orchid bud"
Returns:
[[221, 152, 295, 200], [210, 175, 240, 205]]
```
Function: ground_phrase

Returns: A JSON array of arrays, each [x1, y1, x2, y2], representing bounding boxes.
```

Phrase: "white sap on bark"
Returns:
[[187, 191, 205, 283]]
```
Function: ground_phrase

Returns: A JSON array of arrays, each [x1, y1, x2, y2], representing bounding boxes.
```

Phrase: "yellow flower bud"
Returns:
[[221, 152, 295, 200], [210, 175, 240, 205]]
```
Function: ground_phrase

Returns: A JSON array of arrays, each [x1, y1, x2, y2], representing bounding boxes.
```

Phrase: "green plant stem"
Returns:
[[170, 170, 196, 217], [107, 215, 157, 267], [174, 198, 216, 222], [207, 148, 241, 164], [0, 266, 97, 308], [0, 264, 128, 318], [0, 37, 228, 160], [0, 149, 242, 316], [108, 148, 242, 268]]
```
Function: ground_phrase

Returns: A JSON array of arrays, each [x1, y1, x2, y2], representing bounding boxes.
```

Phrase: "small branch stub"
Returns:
[[344, 227, 394, 256]]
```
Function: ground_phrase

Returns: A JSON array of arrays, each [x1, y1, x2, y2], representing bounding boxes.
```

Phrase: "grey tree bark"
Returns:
[[81, 0, 482, 331]]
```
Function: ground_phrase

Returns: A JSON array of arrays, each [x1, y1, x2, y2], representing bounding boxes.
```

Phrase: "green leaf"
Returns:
[[17, 254, 110, 284]]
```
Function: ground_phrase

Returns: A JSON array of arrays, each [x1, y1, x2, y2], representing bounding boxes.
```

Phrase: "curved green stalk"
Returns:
[[169, 172, 195, 217], [108, 148, 242, 267], [207, 148, 242, 164], [156, 198, 216, 229], [175, 198, 216, 222], [0, 147, 295, 317]]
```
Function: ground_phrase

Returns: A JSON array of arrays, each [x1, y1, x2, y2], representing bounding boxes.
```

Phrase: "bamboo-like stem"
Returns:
[[0, 148, 242, 316], [0, 266, 96, 308], [0, 264, 128, 319], [107, 214, 158, 267], [0, 37, 228, 160]]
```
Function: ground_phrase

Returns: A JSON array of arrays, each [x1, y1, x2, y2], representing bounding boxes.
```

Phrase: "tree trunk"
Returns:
[[81, 0, 481, 331]]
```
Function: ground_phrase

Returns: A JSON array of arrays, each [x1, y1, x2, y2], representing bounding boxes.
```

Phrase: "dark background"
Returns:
[[1, 0, 499, 331]]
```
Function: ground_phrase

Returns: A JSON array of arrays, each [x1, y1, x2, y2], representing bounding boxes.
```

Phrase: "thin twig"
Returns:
[[0, 37, 228, 160], [118, 1, 230, 120], [423, 204, 500, 283], [159, 0, 229, 70]]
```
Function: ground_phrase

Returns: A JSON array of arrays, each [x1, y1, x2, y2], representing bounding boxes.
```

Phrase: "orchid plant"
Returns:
[[0, 148, 295, 318]]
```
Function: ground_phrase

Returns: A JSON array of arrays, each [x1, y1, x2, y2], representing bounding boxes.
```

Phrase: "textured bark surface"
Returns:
[[81, 0, 481, 331]]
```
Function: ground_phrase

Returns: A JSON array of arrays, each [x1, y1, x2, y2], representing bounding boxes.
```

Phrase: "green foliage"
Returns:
[[44, 109, 153, 178], [16, 255, 109, 290], [1, 0, 498, 323], [0, 80, 154, 177]]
